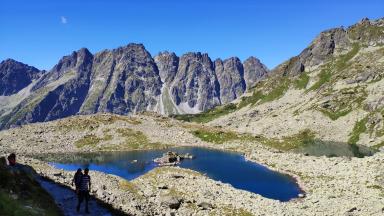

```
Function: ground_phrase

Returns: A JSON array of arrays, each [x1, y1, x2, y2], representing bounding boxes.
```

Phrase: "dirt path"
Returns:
[[37, 177, 113, 216]]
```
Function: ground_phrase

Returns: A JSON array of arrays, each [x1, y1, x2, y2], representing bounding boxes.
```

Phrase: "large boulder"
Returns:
[[160, 195, 182, 209]]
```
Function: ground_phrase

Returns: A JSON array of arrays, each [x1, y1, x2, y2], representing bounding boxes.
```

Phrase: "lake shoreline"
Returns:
[[1, 113, 383, 215]]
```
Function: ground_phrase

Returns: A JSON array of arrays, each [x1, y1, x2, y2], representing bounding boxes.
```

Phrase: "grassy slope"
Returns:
[[0, 159, 62, 216]]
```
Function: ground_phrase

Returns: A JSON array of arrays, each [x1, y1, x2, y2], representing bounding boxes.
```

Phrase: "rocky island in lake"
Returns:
[[154, 151, 194, 166]]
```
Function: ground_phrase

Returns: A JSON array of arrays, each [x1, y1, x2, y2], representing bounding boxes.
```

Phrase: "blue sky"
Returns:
[[0, 0, 383, 70]]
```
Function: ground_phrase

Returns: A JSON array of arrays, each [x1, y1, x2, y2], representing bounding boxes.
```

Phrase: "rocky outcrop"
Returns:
[[243, 57, 268, 89], [0, 48, 93, 128], [81, 44, 162, 115], [277, 28, 350, 76], [170, 52, 220, 112], [215, 57, 246, 104], [154, 52, 179, 84], [0, 44, 164, 128], [0, 59, 42, 96], [154, 151, 194, 166], [275, 17, 384, 77]]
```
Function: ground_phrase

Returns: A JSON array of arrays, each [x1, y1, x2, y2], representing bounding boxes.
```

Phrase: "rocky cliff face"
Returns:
[[154, 52, 179, 84], [215, 57, 246, 104], [170, 52, 220, 112], [205, 18, 384, 150], [0, 48, 93, 128], [274, 18, 384, 76], [80, 44, 162, 115], [0, 44, 267, 128], [0, 59, 42, 96], [243, 57, 269, 89]]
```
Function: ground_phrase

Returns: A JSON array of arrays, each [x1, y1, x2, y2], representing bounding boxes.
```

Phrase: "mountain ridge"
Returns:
[[0, 43, 268, 129]]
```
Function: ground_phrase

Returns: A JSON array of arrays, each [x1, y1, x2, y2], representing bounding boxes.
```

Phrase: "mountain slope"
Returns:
[[179, 17, 384, 148], [0, 45, 267, 129], [0, 59, 43, 96]]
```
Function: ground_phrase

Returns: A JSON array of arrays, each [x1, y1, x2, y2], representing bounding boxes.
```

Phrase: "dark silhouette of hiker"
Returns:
[[7, 153, 16, 166], [72, 168, 83, 194], [77, 168, 91, 213]]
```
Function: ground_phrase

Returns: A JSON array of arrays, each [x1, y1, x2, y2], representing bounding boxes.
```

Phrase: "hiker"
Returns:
[[72, 168, 83, 194], [77, 168, 91, 213], [7, 153, 16, 166]]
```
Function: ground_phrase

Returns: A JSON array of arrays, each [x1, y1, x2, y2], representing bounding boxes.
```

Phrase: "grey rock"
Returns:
[[274, 27, 349, 76], [243, 56, 269, 89], [160, 195, 181, 209], [0, 59, 43, 95], [1, 48, 93, 128], [154, 51, 179, 84], [215, 57, 246, 104], [0, 45, 271, 128], [197, 202, 213, 210], [170, 52, 220, 111], [83, 43, 162, 115]]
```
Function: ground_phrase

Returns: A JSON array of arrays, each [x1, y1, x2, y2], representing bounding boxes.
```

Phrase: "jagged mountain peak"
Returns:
[[51, 48, 93, 73], [154, 51, 179, 84], [0, 58, 40, 72], [243, 56, 269, 89], [0, 40, 269, 128], [0, 58, 42, 96]]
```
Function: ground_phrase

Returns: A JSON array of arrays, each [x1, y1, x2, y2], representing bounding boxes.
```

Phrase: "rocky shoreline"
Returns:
[[0, 114, 383, 215]]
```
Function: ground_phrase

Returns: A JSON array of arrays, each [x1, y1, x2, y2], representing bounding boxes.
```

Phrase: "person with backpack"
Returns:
[[72, 168, 83, 194]]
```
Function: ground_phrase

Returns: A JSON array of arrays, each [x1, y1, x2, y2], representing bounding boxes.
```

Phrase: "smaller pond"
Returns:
[[35, 147, 302, 201], [294, 140, 377, 157]]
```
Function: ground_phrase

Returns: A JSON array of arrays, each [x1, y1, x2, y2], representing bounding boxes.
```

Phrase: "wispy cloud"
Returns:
[[61, 16, 67, 24]]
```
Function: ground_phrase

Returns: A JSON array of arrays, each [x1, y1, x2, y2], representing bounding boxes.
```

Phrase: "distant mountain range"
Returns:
[[0, 43, 267, 129], [1, 17, 383, 131]]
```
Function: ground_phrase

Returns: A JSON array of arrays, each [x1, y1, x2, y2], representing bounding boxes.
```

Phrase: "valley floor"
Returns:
[[0, 113, 383, 215]]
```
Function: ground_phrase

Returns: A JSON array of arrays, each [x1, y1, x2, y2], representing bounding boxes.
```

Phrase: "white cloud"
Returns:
[[61, 16, 67, 24]]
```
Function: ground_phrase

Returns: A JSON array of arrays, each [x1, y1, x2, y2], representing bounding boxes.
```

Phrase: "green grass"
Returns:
[[58, 115, 141, 132], [191, 127, 316, 151], [100, 128, 168, 150], [119, 180, 140, 195], [319, 108, 352, 120], [191, 129, 240, 144], [372, 141, 384, 150], [367, 185, 384, 197], [0, 192, 47, 216], [306, 43, 360, 92], [238, 91, 263, 108], [0, 160, 62, 216], [348, 116, 368, 145], [318, 87, 367, 120], [172, 103, 237, 123], [259, 129, 316, 151], [75, 134, 102, 148], [238, 78, 290, 108], [217, 207, 253, 216], [294, 72, 310, 89], [349, 22, 384, 42], [307, 68, 332, 91], [335, 43, 360, 71]]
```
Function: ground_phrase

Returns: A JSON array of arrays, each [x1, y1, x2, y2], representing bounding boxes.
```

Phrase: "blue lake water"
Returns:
[[44, 147, 302, 201]]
